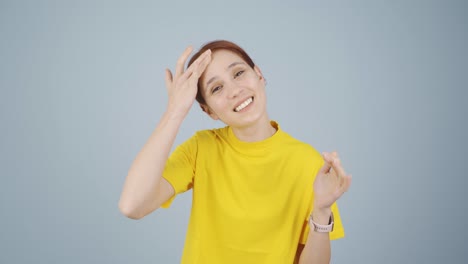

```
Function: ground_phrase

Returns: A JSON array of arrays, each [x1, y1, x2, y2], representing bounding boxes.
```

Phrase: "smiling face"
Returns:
[[199, 49, 269, 128]]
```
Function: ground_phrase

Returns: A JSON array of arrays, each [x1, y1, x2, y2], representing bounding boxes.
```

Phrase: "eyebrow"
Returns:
[[205, 62, 246, 88]]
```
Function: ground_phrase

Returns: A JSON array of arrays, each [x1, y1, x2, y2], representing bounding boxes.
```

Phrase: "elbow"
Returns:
[[118, 199, 144, 220]]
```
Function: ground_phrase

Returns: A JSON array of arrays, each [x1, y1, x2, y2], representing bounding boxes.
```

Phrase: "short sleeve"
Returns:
[[299, 202, 345, 244], [160, 133, 198, 208]]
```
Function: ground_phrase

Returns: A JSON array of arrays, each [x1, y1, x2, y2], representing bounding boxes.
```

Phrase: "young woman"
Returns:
[[119, 40, 352, 264]]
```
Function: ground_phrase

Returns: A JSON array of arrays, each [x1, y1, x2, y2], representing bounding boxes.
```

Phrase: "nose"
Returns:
[[227, 81, 243, 99]]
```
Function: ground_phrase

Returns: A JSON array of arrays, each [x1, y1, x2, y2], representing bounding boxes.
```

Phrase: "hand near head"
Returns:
[[313, 151, 352, 214], [165, 46, 211, 118]]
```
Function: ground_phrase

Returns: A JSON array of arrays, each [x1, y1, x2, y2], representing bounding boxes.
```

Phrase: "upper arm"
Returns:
[[153, 177, 175, 210], [151, 132, 199, 212], [132, 178, 175, 219], [119, 177, 175, 220]]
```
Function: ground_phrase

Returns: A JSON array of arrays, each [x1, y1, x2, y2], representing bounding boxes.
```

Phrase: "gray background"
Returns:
[[1, 0, 467, 263]]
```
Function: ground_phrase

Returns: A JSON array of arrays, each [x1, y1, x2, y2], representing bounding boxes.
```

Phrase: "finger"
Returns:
[[331, 157, 347, 180], [339, 174, 352, 193], [182, 49, 211, 82], [345, 174, 352, 191], [188, 57, 211, 88], [329, 151, 340, 166], [175, 46, 194, 78], [332, 174, 351, 201], [185, 49, 211, 74], [191, 50, 212, 79], [322, 152, 334, 164]]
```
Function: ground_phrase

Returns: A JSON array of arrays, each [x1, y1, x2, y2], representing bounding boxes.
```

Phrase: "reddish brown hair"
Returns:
[[187, 40, 256, 105]]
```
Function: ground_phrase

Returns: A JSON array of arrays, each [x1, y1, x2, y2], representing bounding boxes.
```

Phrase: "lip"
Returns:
[[233, 96, 254, 112]]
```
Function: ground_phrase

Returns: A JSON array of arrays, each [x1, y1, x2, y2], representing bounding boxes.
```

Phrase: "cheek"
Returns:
[[206, 100, 225, 112], [237, 77, 256, 87], [246, 72, 262, 85]]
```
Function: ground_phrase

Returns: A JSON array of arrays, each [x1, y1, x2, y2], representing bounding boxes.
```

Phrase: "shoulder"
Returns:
[[277, 129, 323, 168], [174, 127, 227, 157], [190, 126, 230, 145], [281, 131, 321, 157], [194, 126, 227, 138]]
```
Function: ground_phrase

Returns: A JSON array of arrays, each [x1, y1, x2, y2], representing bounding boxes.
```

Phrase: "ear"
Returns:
[[200, 103, 219, 120], [254, 65, 266, 84]]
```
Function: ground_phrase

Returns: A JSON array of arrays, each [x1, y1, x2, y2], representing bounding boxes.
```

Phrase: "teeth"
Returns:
[[234, 97, 253, 112]]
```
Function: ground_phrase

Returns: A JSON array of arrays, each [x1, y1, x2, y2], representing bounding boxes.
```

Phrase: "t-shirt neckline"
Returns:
[[226, 120, 283, 154]]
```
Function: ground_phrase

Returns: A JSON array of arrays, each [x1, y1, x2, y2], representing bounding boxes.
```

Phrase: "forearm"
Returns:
[[299, 209, 332, 264], [119, 110, 184, 217]]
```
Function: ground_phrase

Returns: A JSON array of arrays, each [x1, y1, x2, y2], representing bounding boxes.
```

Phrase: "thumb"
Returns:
[[318, 158, 332, 175], [319, 153, 332, 174], [165, 69, 173, 93]]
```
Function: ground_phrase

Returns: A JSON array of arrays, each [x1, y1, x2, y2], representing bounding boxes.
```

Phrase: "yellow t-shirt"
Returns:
[[162, 121, 344, 263]]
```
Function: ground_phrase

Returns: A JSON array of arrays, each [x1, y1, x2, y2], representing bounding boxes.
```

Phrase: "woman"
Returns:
[[119, 40, 352, 264]]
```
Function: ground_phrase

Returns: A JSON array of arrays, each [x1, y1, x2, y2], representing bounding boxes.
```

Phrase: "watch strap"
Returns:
[[309, 212, 334, 233]]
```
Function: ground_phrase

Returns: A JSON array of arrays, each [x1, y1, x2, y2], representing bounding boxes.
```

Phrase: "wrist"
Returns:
[[164, 107, 187, 122], [311, 207, 332, 225]]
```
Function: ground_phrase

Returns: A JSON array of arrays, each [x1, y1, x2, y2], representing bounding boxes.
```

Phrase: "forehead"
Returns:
[[201, 50, 246, 79]]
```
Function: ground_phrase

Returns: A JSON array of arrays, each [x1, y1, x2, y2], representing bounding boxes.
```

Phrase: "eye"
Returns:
[[234, 70, 244, 78], [212, 85, 222, 94]]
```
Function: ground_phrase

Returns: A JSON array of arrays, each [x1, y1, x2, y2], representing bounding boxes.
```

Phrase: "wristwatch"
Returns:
[[309, 212, 334, 232]]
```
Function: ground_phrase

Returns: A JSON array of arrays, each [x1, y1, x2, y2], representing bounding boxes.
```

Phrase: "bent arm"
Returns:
[[118, 111, 183, 219], [298, 151, 351, 263], [119, 46, 212, 220]]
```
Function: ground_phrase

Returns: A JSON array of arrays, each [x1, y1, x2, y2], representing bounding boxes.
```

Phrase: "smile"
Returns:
[[234, 97, 254, 112]]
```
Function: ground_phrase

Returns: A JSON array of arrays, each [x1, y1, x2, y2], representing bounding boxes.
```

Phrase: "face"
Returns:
[[199, 50, 268, 128]]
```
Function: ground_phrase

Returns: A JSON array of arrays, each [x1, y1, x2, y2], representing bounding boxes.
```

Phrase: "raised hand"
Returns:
[[313, 152, 352, 214], [165, 46, 211, 118]]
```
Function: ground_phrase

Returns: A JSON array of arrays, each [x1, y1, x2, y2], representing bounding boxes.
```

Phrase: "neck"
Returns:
[[231, 117, 277, 142]]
